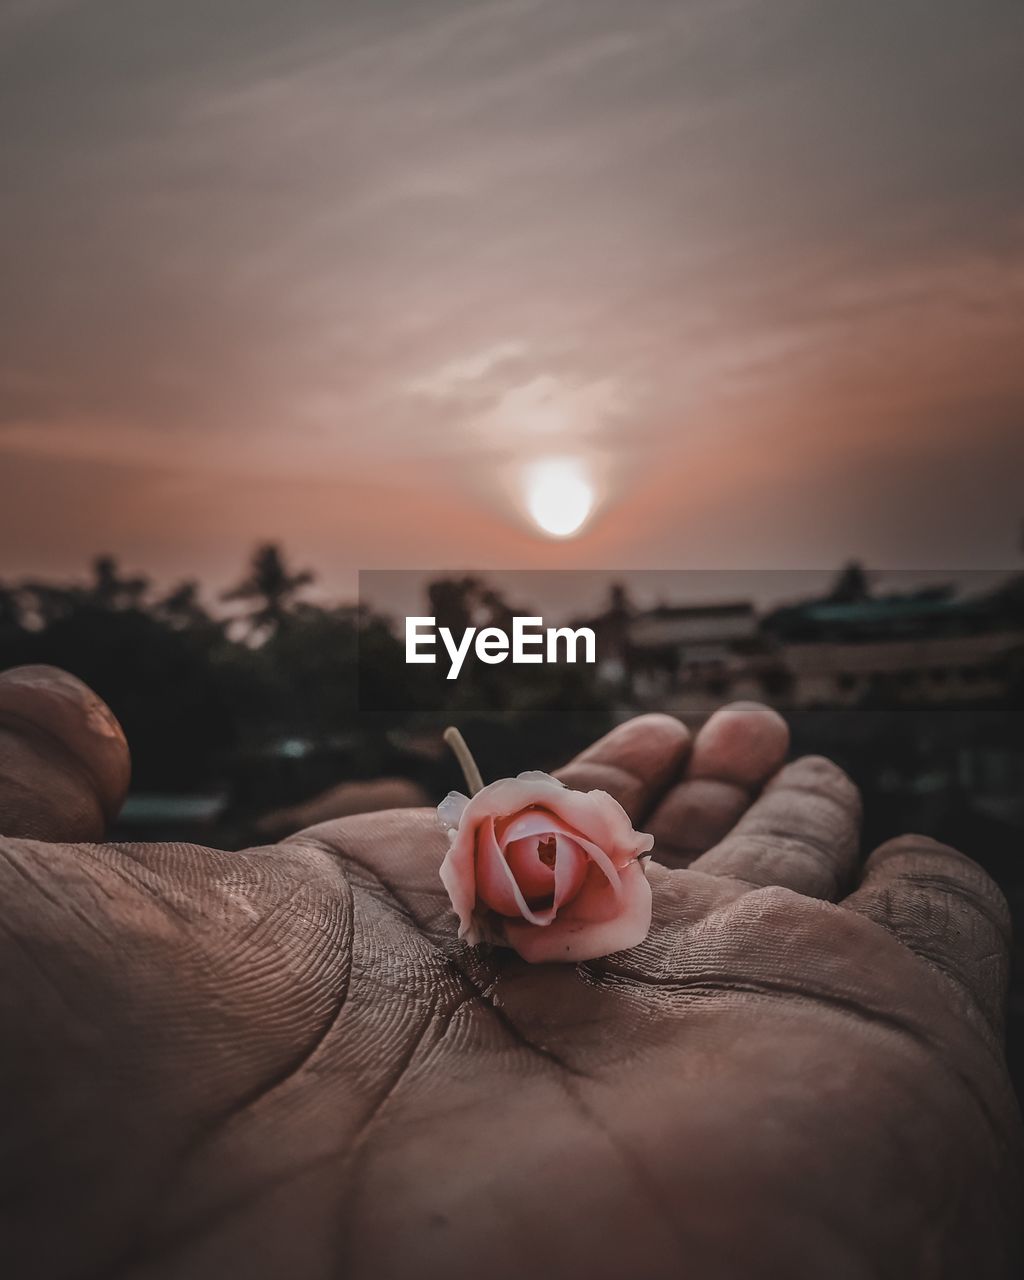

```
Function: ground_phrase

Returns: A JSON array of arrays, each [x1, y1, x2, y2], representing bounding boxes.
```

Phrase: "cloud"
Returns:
[[473, 374, 631, 451], [0, 0, 1022, 579], [408, 341, 529, 399]]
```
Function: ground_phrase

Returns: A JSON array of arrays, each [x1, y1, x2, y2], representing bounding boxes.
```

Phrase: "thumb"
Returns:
[[0, 665, 130, 841]]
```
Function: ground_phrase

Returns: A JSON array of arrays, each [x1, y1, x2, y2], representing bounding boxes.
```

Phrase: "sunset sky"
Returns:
[[1, 0, 1022, 601]]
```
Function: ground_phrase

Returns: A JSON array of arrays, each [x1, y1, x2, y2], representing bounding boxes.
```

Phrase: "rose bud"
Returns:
[[438, 770, 655, 964]]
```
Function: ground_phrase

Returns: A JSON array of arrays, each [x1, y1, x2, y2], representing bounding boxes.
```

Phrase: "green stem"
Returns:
[[443, 726, 485, 796]]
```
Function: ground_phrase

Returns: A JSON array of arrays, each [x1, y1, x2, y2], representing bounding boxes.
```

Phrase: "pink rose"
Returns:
[[438, 771, 655, 963]]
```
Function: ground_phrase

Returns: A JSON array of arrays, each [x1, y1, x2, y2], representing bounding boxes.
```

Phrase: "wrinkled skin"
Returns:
[[0, 666, 1020, 1280]]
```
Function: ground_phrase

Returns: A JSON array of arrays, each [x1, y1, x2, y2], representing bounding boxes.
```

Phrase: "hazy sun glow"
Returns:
[[524, 457, 595, 538]]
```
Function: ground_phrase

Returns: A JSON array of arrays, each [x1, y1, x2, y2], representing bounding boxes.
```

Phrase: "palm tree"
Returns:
[[155, 581, 216, 631], [87, 555, 149, 610], [826, 560, 870, 605], [222, 544, 314, 639]]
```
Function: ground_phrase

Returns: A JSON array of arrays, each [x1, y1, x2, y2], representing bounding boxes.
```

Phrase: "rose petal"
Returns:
[[502, 860, 653, 963], [497, 806, 641, 869], [475, 818, 525, 917], [438, 818, 480, 943], [497, 807, 578, 844], [515, 770, 565, 786], [502, 830, 590, 907], [552, 834, 589, 908], [502, 834, 556, 899], [437, 790, 470, 834], [458, 776, 644, 856], [556, 861, 630, 924], [501, 809, 628, 898], [476, 819, 555, 925]]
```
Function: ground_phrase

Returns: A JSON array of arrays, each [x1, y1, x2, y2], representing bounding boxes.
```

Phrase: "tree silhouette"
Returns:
[[19, 581, 83, 629], [826, 560, 870, 604], [155, 581, 215, 631], [87, 555, 149, 610], [222, 544, 314, 640], [0, 582, 20, 630]]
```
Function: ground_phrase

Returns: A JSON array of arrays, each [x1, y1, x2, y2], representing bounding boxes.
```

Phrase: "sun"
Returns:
[[524, 458, 595, 538]]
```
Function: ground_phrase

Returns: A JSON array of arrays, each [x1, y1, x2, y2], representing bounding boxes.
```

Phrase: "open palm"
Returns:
[[0, 667, 1020, 1280]]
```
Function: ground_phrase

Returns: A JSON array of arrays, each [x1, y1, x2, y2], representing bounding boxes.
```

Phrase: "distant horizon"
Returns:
[[357, 567, 1019, 628], [5, 554, 1017, 629]]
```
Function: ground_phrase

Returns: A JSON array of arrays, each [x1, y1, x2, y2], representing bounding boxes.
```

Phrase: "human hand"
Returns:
[[0, 666, 1019, 1279]]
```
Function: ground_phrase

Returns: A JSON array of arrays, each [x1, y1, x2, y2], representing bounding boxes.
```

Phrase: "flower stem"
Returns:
[[443, 726, 485, 796]]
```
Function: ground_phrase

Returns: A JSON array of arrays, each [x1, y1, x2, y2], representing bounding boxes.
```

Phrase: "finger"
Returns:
[[554, 713, 692, 822], [687, 755, 861, 898], [688, 701, 791, 786], [0, 664, 130, 841], [647, 703, 790, 865], [842, 835, 1011, 1033]]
